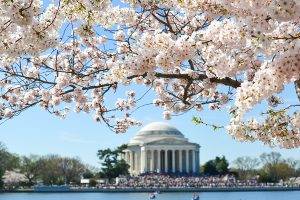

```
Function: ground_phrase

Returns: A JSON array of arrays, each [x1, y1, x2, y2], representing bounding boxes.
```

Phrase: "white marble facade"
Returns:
[[123, 122, 200, 175]]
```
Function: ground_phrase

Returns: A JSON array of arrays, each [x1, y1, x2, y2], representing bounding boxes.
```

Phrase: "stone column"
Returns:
[[179, 150, 183, 173], [140, 149, 145, 174], [192, 150, 196, 173], [186, 150, 190, 174], [172, 149, 176, 173], [196, 150, 200, 174], [144, 149, 148, 173], [130, 151, 134, 174], [127, 152, 130, 164], [197, 149, 200, 174], [124, 152, 127, 163], [164, 150, 168, 173], [157, 150, 161, 173], [135, 151, 139, 175], [150, 150, 154, 172]]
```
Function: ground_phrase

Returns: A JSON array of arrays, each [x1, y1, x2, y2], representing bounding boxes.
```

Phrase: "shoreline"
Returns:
[[1, 187, 300, 193]]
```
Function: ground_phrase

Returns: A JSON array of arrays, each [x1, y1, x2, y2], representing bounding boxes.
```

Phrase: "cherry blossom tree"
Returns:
[[2, 170, 26, 189], [0, 0, 299, 148]]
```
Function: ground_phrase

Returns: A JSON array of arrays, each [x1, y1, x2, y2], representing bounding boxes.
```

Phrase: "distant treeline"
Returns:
[[1, 141, 300, 189], [202, 152, 300, 182], [0, 142, 99, 189]]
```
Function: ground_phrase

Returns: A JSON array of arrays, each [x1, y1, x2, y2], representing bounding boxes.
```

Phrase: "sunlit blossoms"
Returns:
[[0, 0, 299, 148], [3, 170, 26, 187]]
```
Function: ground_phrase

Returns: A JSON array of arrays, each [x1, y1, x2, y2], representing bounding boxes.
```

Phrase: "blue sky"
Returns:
[[1, 83, 299, 168]]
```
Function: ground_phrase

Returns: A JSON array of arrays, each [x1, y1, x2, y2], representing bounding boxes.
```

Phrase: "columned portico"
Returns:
[[125, 122, 200, 175]]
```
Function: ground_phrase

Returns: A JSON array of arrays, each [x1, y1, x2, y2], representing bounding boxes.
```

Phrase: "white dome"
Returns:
[[128, 122, 187, 145], [136, 122, 183, 136]]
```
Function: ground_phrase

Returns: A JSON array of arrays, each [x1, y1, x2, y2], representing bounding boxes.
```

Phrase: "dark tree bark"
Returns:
[[295, 79, 300, 101]]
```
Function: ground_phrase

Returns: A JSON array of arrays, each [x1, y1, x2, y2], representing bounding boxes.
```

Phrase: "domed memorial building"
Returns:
[[123, 122, 200, 175]]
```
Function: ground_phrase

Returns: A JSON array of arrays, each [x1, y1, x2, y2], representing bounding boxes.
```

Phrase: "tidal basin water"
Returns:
[[1, 191, 300, 200]]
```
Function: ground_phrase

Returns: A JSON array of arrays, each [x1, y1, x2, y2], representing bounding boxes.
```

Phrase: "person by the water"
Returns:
[[191, 194, 200, 200]]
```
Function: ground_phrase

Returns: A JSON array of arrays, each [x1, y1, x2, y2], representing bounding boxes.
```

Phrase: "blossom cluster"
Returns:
[[0, 0, 299, 147]]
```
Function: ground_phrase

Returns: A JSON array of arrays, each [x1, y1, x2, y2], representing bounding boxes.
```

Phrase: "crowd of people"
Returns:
[[112, 174, 282, 188]]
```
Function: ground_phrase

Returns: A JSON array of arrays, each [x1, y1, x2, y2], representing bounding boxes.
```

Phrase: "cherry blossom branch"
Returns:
[[295, 80, 300, 101]]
